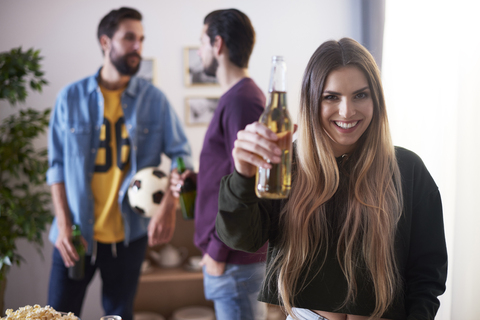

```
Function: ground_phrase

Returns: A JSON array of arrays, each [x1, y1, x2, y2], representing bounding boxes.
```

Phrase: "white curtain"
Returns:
[[382, 1, 480, 319], [359, 0, 385, 69]]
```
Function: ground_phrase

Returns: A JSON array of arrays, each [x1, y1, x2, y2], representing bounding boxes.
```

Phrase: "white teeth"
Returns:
[[335, 121, 358, 129]]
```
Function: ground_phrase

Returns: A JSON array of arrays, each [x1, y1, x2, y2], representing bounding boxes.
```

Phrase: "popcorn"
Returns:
[[1, 305, 78, 320]]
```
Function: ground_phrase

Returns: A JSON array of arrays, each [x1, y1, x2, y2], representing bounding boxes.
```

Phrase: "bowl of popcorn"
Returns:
[[1, 305, 79, 320]]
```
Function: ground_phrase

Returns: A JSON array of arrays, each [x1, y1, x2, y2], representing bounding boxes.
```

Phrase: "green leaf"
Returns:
[[0, 46, 52, 273], [0, 47, 48, 105]]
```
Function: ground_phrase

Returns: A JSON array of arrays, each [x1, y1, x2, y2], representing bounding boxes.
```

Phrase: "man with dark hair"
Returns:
[[171, 8, 267, 320], [97, 7, 142, 44], [47, 7, 192, 320], [203, 9, 255, 71]]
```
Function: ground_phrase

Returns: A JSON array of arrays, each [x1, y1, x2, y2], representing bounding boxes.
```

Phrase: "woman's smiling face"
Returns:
[[320, 65, 374, 157]]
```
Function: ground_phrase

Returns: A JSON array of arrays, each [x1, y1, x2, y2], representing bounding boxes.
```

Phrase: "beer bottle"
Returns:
[[176, 157, 196, 219], [68, 224, 85, 280], [256, 56, 293, 199]]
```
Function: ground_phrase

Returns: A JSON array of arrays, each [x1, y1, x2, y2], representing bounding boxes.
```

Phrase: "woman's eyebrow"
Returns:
[[323, 87, 370, 95], [353, 86, 370, 94], [322, 90, 341, 95]]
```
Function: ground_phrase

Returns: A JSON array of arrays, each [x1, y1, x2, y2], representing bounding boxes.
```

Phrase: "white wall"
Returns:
[[382, 2, 480, 319], [0, 1, 359, 319]]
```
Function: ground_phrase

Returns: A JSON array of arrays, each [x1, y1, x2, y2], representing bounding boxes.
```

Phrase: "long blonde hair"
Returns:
[[268, 38, 403, 319]]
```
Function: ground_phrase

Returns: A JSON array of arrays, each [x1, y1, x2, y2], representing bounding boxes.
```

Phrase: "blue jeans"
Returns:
[[203, 262, 267, 320], [48, 236, 147, 320], [286, 308, 329, 320]]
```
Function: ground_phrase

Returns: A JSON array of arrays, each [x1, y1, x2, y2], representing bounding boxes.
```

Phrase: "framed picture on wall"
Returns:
[[136, 57, 156, 84], [185, 96, 220, 126], [184, 47, 219, 86]]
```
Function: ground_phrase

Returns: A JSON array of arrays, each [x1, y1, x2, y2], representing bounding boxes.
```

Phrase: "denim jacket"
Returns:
[[47, 69, 193, 253]]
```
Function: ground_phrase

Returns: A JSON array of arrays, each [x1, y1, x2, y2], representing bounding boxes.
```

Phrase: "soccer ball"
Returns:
[[128, 167, 169, 217]]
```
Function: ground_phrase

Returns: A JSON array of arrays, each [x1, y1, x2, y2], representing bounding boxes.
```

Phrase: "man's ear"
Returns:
[[212, 35, 224, 56], [99, 34, 111, 54]]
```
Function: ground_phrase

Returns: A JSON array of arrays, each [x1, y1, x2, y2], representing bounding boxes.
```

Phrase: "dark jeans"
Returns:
[[48, 235, 148, 320]]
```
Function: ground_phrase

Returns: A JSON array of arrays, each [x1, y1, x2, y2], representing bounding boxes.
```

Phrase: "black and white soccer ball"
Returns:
[[128, 167, 168, 217]]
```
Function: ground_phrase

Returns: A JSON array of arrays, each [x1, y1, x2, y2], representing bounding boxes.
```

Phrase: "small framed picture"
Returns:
[[137, 57, 156, 84], [184, 47, 218, 86], [185, 96, 220, 126]]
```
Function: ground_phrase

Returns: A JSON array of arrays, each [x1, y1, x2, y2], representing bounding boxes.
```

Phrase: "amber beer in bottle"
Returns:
[[68, 224, 85, 280], [176, 157, 196, 219], [256, 56, 293, 199]]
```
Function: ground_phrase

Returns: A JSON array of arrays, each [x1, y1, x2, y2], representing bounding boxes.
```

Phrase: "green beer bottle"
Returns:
[[68, 224, 85, 280], [176, 157, 196, 220]]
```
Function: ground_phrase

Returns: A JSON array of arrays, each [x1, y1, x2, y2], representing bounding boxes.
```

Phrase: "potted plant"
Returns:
[[0, 47, 52, 314]]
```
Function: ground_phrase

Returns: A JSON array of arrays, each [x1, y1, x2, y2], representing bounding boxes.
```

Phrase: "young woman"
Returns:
[[216, 38, 447, 320]]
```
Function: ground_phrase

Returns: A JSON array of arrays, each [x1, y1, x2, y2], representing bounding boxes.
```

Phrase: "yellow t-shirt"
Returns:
[[91, 85, 131, 243]]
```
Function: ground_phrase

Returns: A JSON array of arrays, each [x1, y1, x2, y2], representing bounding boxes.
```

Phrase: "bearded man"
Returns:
[[170, 9, 268, 320], [46, 7, 192, 320]]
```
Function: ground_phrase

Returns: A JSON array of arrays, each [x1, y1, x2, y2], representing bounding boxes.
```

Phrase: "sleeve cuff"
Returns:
[[229, 169, 258, 199], [206, 236, 231, 262], [46, 166, 64, 185]]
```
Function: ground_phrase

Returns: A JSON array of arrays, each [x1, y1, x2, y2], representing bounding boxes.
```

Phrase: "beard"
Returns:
[[204, 56, 218, 77], [110, 47, 141, 76]]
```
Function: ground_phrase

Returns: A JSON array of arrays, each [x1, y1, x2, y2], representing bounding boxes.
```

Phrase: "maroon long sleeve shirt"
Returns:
[[195, 77, 268, 264]]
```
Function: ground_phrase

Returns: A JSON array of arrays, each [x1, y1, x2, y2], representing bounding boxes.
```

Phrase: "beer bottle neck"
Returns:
[[176, 157, 186, 174], [268, 57, 286, 92], [72, 224, 81, 237], [266, 91, 288, 111]]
